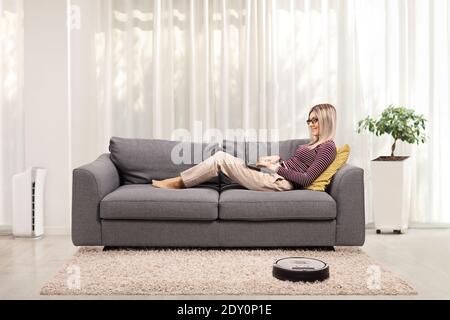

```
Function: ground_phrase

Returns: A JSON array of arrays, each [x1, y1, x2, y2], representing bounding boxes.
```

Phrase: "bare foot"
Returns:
[[152, 177, 186, 189]]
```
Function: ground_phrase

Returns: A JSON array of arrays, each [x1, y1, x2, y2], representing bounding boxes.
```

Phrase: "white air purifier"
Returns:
[[12, 167, 46, 238]]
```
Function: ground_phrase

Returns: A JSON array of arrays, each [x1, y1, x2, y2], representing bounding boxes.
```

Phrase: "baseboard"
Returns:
[[366, 222, 450, 229], [409, 222, 450, 229], [44, 226, 71, 235], [0, 226, 70, 236], [0, 225, 12, 236]]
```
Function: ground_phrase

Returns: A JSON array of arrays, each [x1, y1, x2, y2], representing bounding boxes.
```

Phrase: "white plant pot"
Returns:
[[371, 157, 412, 234]]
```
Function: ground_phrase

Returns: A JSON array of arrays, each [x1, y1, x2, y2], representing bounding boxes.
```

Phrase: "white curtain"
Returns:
[[353, 0, 450, 224], [71, 0, 450, 223], [0, 0, 24, 229]]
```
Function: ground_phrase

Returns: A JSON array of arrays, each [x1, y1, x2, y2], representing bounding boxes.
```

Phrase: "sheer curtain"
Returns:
[[0, 0, 24, 231], [71, 0, 450, 223], [353, 0, 450, 224]]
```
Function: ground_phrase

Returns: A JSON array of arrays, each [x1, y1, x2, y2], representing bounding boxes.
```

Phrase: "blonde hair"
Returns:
[[307, 104, 337, 149]]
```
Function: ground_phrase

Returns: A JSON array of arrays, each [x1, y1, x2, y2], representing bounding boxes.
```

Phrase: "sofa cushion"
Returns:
[[219, 189, 336, 221], [100, 185, 219, 221], [220, 139, 310, 186], [109, 137, 220, 184]]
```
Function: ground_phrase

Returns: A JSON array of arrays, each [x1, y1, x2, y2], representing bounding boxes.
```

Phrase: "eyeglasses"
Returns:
[[306, 117, 319, 125]]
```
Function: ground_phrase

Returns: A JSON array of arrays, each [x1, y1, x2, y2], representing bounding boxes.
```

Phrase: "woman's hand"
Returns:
[[258, 155, 281, 164], [256, 159, 271, 168], [256, 159, 280, 172]]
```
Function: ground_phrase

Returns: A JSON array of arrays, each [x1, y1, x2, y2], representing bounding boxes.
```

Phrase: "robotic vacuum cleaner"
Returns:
[[272, 257, 329, 282]]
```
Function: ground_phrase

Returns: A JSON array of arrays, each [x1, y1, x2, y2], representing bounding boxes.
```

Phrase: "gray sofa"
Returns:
[[72, 137, 365, 247]]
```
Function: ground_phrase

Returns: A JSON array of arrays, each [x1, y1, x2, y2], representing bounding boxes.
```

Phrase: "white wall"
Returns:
[[23, 0, 70, 234]]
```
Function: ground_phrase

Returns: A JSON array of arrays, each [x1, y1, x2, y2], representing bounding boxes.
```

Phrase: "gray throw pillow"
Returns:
[[109, 137, 220, 185]]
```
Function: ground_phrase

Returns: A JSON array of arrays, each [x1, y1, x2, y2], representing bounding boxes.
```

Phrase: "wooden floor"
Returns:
[[1, 229, 449, 299]]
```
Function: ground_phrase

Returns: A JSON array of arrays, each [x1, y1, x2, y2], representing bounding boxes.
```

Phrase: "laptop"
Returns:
[[244, 139, 261, 171]]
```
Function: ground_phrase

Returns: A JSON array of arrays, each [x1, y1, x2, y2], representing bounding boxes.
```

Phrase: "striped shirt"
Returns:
[[276, 140, 337, 188]]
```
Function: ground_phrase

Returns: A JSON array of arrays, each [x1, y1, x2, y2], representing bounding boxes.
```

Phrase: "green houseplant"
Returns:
[[357, 105, 427, 234], [357, 105, 427, 158]]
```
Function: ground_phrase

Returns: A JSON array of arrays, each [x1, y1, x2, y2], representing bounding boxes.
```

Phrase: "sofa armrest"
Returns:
[[327, 164, 365, 246], [72, 153, 120, 246]]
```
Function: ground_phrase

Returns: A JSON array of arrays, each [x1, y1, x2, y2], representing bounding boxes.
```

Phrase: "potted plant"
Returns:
[[357, 105, 427, 234]]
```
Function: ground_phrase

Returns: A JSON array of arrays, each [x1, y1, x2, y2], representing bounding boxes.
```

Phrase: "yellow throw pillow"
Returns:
[[305, 144, 351, 192]]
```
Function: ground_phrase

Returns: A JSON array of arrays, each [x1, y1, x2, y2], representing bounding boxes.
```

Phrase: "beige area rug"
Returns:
[[41, 247, 416, 296]]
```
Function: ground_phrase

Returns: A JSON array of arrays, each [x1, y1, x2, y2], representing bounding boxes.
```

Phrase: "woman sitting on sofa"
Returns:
[[152, 104, 337, 191]]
